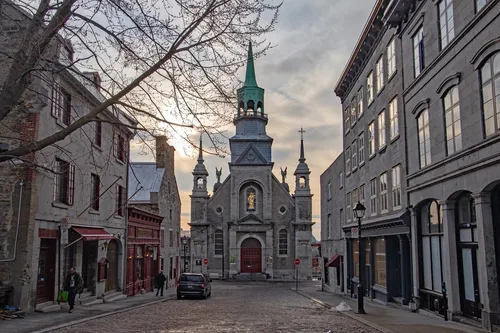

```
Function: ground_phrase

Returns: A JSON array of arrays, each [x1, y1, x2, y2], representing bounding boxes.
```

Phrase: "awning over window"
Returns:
[[325, 253, 340, 268], [72, 227, 114, 241]]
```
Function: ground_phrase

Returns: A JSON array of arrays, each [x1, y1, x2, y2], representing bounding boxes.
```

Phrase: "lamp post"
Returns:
[[182, 237, 188, 273], [353, 201, 366, 314]]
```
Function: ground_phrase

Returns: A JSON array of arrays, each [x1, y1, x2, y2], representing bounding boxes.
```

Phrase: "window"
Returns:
[[444, 86, 462, 154], [358, 132, 365, 166], [370, 178, 377, 215], [344, 107, 350, 133], [378, 111, 386, 149], [387, 39, 396, 78], [327, 182, 332, 200], [413, 27, 425, 77], [116, 185, 125, 216], [345, 146, 351, 175], [380, 173, 388, 212], [214, 229, 223, 255], [346, 192, 352, 222], [327, 214, 332, 239], [357, 88, 363, 118], [113, 132, 127, 162], [351, 140, 357, 172], [480, 53, 500, 136], [50, 83, 71, 126], [94, 121, 102, 147], [170, 209, 173, 220], [367, 72, 374, 104], [339, 172, 344, 189], [53, 158, 75, 205], [439, 0, 454, 49], [197, 177, 204, 189], [353, 239, 359, 277], [420, 201, 445, 292], [376, 56, 384, 93], [279, 229, 288, 255], [352, 189, 358, 208], [418, 109, 431, 168], [359, 184, 365, 206], [91, 174, 100, 211], [368, 122, 375, 156], [351, 98, 357, 126], [374, 238, 386, 287], [476, 0, 488, 11], [392, 165, 401, 209], [169, 230, 174, 247], [389, 97, 399, 139]]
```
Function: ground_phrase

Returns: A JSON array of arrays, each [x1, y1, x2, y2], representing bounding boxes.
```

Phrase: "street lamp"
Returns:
[[182, 237, 188, 273], [353, 201, 366, 314]]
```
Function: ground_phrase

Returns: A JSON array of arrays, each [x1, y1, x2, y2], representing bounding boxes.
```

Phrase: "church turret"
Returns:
[[294, 128, 311, 195], [229, 41, 273, 165], [190, 134, 210, 225]]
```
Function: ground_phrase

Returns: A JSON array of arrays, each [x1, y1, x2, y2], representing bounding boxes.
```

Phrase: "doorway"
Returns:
[[82, 241, 98, 294], [36, 239, 56, 304], [240, 238, 262, 273], [105, 240, 119, 292]]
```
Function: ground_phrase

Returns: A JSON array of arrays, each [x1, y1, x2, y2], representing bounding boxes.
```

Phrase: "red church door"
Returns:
[[240, 238, 262, 273]]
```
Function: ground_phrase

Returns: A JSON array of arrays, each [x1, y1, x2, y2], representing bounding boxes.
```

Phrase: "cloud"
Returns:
[[130, 0, 376, 239]]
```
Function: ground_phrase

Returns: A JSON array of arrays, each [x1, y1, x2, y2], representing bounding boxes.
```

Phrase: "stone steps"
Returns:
[[103, 291, 127, 303], [35, 301, 61, 313]]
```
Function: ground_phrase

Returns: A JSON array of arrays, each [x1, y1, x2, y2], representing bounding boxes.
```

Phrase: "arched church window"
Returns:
[[197, 177, 204, 189], [299, 176, 306, 188], [257, 101, 263, 114], [278, 229, 288, 255], [247, 100, 255, 113], [214, 229, 223, 255], [246, 188, 256, 211], [239, 101, 245, 116]]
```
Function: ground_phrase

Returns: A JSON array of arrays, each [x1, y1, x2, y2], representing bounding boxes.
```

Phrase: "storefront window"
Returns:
[[420, 200, 444, 292], [353, 239, 359, 277], [136, 246, 143, 280], [374, 238, 386, 287]]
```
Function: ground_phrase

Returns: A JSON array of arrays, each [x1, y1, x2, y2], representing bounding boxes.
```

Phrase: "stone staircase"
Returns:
[[103, 291, 126, 303]]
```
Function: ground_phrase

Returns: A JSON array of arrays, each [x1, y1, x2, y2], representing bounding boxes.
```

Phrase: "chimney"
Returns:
[[155, 136, 175, 171]]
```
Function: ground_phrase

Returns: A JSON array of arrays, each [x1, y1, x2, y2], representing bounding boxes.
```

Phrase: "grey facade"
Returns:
[[320, 153, 346, 294], [189, 43, 314, 280], [0, 3, 135, 312], [384, 0, 500, 329], [334, 0, 412, 305]]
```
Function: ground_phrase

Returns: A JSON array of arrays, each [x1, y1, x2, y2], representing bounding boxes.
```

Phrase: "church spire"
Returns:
[[244, 41, 257, 87], [197, 133, 204, 164], [299, 127, 306, 163]]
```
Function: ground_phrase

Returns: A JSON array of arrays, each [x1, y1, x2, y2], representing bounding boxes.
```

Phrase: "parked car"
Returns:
[[177, 273, 212, 299]]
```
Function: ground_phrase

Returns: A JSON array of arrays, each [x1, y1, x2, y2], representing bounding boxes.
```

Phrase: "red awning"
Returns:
[[325, 254, 340, 268], [72, 227, 114, 241]]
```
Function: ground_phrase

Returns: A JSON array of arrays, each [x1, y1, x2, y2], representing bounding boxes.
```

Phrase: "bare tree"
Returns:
[[0, 0, 281, 163]]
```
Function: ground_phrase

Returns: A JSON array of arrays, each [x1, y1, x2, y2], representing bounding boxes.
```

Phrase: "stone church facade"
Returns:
[[189, 43, 314, 280]]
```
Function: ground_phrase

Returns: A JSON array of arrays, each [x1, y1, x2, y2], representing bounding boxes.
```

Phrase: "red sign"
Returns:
[[294, 258, 301, 266], [203, 258, 209, 265]]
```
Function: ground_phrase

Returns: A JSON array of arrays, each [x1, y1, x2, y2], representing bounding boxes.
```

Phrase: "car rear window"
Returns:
[[180, 275, 204, 282]]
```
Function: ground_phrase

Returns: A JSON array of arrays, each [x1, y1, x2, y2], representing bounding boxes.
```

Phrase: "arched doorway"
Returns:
[[455, 193, 481, 319], [105, 239, 119, 292], [240, 238, 261, 273]]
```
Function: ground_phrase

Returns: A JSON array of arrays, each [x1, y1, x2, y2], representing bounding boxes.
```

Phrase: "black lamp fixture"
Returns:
[[353, 201, 366, 314]]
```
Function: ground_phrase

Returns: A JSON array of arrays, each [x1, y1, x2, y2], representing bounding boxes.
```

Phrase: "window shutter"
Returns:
[[68, 164, 75, 205], [51, 83, 61, 117]]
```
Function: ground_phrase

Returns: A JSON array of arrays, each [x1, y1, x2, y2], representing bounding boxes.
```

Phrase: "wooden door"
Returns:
[[36, 239, 56, 304], [240, 238, 262, 273], [105, 240, 118, 292]]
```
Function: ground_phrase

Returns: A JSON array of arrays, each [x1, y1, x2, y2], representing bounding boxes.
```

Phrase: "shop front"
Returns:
[[126, 207, 162, 296]]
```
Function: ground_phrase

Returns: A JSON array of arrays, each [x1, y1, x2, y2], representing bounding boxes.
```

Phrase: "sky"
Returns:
[[129, 0, 375, 239]]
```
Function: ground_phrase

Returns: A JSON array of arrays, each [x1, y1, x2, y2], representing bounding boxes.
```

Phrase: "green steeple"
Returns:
[[244, 41, 258, 87]]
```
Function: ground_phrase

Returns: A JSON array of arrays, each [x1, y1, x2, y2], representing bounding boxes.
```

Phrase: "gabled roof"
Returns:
[[128, 163, 165, 202], [234, 144, 269, 165]]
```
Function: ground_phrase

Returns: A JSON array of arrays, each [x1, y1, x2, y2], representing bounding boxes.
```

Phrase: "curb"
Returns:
[[293, 289, 394, 333], [30, 295, 176, 333]]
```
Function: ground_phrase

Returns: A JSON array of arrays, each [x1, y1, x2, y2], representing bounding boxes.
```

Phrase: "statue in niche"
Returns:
[[247, 190, 256, 211], [215, 167, 222, 183], [280, 167, 287, 183]]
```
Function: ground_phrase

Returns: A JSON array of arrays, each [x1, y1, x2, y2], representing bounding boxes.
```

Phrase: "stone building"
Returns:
[[0, 2, 135, 312], [384, 0, 500, 329], [128, 136, 181, 288], [333, 0, 412, 305], [189, 43, 314, 280], [320, 153, 346, 294]]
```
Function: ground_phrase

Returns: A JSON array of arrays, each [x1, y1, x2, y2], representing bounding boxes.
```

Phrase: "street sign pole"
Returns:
[[294, 258, 300, 291]]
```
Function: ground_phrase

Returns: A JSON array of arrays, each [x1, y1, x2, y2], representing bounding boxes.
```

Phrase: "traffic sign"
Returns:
[[294, 258, 300, 266], [203, 258, 209, 265], [351, 227, 359, 239]]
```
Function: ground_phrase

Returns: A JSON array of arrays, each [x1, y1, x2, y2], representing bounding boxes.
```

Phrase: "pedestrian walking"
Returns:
[[155, 271, 166, 296], [64, 267, 82, 313]]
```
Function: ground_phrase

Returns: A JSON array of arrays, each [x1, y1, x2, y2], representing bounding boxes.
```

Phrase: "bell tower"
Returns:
[[190, 134, 209, 223]]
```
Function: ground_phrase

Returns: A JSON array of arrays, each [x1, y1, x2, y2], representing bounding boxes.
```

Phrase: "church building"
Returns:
[[189, 43, 314, 280]]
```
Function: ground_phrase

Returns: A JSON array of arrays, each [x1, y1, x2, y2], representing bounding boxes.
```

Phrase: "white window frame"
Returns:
[[351, 139, 357, 172], [368, 121, 376, 157], [413, 26, 424, 77], [380, 172, 388, 212], [346, 192, 352, 222], [351, 98, 357, 127], [359, 184, 365, 207], [358, 132, 365, 167], [327, 182, 332, 200], [376, 56, 384, 93], [378, 110, 386, 149], [480, 53, 500, 136], [444, 86, 462, 155], [389, 97, 399, 140], [357, 88, 364, 118], [392, 165, 402, 210], [476, 0, 488, 12], [439, 0, 455, 50], [344, 107, 350, 133], [370, 179, 377, 216], [346, 146, 351, 176], [367, 72, 374, 105], [418, 109, 431, 168], [387, 38, 396, 78]]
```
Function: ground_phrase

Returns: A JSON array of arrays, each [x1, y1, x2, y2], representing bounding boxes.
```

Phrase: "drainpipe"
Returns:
[[0, 180, 24, 262]]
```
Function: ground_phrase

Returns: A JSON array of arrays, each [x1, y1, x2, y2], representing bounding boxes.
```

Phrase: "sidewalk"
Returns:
[[296, 281, 487, 333], [2, 288, 177, 333]]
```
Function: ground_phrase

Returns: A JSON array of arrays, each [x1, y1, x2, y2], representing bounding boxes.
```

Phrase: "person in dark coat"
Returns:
[[64, 267, 83, 313], [155, 271, 167, 296]]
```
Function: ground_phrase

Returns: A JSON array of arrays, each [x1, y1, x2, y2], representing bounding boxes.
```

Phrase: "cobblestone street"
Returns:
[[52, 282, 376, 333]]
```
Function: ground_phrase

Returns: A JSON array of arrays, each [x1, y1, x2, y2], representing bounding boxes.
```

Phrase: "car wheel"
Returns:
[[203, 291, 207, 299]]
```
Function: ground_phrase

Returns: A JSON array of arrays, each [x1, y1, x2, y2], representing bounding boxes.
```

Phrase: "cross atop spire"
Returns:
[[244, 41, 258, 87], [298, 127, 306, 140]]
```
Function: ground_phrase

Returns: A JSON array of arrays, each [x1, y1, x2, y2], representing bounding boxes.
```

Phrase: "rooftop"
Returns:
[[128, 163, 165, 202]]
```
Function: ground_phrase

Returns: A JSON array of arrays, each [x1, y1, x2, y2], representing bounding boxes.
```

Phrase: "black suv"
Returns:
[[177, 273, 212, 299]]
